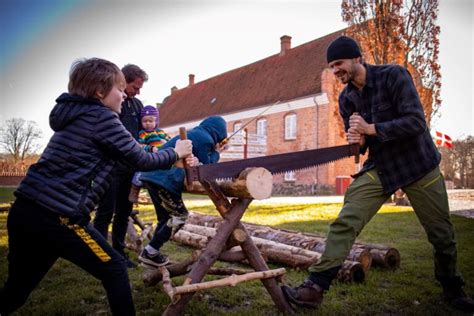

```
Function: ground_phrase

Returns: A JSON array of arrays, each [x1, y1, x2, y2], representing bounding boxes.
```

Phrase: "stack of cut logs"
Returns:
[[168, 212, 400, 284]]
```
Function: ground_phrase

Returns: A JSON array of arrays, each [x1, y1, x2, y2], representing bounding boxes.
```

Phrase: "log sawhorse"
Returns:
[[161, 177, 294, 315]]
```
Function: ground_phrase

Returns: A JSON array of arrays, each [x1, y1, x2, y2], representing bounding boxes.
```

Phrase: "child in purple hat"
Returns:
[[128, 105, 171, 202]]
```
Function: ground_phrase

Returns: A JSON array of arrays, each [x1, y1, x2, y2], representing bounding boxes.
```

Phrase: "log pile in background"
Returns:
[[186, 212, 400, 271], [173, 223, 365, 283]]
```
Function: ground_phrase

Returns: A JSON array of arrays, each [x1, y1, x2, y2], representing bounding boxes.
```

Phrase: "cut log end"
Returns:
[[336, 261, 365, 283], [241, 167, 273, 200], [370, 248, 400, 270]]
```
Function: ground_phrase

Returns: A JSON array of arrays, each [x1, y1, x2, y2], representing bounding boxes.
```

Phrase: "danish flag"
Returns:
[[435, 131, 453, 148]]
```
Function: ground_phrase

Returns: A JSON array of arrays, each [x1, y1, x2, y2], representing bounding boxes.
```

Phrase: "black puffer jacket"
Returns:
[[15, 93, 177, 220]]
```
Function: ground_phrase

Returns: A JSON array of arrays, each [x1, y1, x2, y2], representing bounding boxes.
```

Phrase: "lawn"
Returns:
[[0, 195, 473, 315]]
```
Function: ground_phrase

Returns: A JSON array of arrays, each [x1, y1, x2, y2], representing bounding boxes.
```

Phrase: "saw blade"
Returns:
[[188, 144, 359, 182]]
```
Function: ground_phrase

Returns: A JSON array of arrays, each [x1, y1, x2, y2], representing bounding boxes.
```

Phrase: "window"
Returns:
[[233, 122, 242, 133], [284, 171, 296, 182], [285, 114, 297, 140], [256, 118, 267, 136]]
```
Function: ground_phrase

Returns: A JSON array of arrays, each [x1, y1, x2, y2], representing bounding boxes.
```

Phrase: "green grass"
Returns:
[[1, 197, 473, 315], [0, 187, 15, 204]]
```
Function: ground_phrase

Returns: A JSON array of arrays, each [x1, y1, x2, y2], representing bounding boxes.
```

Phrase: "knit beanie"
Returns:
[[326, 36, 361, 63], [141, 105, 159, 120]]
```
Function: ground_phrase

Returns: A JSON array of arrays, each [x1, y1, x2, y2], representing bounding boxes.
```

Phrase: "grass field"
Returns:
[[0, 187, 15, 204], [0, 195, 473, 315]]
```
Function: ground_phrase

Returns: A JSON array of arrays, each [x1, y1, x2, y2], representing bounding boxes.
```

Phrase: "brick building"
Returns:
[[158, 30, 358, 195]]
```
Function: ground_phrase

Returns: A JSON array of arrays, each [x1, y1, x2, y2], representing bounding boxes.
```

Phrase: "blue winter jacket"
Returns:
[[140, 116, 227, 195], [15, 93, 178, 221]]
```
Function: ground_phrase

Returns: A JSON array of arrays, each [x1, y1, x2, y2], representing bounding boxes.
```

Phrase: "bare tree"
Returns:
[[0, 118, 42, 164], [439, 136, 474, 189], [341, 0, 441, 126]]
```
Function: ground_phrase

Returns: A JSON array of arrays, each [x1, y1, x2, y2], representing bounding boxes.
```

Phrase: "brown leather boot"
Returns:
[[443, 286, 474, 312], [281, 279, 324, 308]]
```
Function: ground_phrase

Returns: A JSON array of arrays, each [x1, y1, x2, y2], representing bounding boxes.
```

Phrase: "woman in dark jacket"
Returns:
[[0, 58, 194, 316], [138, 116, 227, 268]]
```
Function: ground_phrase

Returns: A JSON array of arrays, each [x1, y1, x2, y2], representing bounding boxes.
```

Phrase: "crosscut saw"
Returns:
[[185, 143, 360, 182]]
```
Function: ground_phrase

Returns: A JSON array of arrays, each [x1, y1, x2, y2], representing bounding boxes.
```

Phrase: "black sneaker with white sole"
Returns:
[[138, 248, 169, 267]]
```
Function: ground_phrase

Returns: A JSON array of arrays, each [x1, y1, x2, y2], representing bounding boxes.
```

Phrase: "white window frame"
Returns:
[[256, 118, 267, 136], [233, 122, 242, 133], [285, 114, 297, 140], [284, 171, 296, 182]]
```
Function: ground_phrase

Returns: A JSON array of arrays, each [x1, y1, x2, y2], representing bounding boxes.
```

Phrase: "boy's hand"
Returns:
[[174, 139, 192, 158], [175, 154, 199, 168]]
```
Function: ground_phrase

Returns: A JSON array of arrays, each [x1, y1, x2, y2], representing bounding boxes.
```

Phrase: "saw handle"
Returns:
[[179, 127, 193, 190]]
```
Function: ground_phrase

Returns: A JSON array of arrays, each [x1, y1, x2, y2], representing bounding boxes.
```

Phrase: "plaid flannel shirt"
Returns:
[[339, 63, 440, 194]]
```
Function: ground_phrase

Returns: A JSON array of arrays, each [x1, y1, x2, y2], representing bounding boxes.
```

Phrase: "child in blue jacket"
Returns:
[[138, 116, 227, 267]]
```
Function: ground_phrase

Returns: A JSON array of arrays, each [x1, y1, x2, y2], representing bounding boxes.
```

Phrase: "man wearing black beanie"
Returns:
[[282, 35, 474, 312]]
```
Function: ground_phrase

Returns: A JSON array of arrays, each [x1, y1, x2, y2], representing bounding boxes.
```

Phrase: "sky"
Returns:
[[1, 0, 473, 150]]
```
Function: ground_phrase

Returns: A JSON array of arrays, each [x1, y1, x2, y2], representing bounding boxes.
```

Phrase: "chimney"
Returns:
[[279, 35, 292, 56], [171, 86, 178, 94], [188, 74, 195, 86]]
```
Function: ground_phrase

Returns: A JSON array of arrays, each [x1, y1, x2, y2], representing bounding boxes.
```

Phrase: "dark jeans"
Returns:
[[93, 169, 134, 256], [144, 182, 188, 251], [0, 197, 135, 315]]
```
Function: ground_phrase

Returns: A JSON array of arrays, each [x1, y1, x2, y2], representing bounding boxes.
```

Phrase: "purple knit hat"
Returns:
[[141, 105, 159, 120]]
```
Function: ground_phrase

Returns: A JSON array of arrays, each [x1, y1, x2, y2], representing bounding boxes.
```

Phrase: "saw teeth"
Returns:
[[271, 158, 342, 176]]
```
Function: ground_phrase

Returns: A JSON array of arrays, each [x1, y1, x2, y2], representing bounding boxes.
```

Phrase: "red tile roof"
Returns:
[[159, 29, 343, 127]]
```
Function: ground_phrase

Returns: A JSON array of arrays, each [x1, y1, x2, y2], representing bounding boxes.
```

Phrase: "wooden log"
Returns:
[[143, 250, 254, 287], [125, 218, 142, 253], [207, 267, 252, 276], [130, 212, 154, 240], [187, 212, 401, 271], [143, 251, 201, 287], [184, 167, 273, 200], [168, 268, 286, 301], [177, 224, 364, 283], [173, 229, 210, 249], [160, 266, 175, 299], [218, 247, 247, 262]]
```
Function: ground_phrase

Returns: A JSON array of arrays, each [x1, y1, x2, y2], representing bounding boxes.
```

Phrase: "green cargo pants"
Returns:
[[308, 166, 462, 285]]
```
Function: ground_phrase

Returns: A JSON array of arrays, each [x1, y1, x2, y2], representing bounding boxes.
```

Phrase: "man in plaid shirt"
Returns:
[[282, 36, 474, 312]]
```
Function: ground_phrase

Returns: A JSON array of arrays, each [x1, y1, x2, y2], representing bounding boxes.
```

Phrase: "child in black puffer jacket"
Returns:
[[0, 58, 197, 316]]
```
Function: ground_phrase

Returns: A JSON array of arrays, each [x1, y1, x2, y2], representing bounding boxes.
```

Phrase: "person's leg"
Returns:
[[93, 173, 118, 239], [57, 219, 135, 316], [111, 172, 134, 256], [0, 198, 58, 315], [144, 182, 171, 251], [283, 170, 390, 307], [308, 170, 390, 287], [139, 183, 189, 267], [404, 166, 474, 311]]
